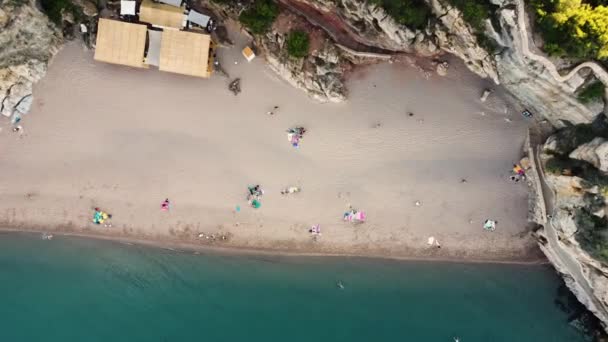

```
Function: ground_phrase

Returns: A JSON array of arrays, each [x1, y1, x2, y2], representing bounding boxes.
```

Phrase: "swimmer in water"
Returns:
[[337, 281, 345, 289]]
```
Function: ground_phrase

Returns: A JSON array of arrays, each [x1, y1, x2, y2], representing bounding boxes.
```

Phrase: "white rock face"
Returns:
[[570, 137, 608, 172], [261, 29, 346, 103], [0, 0, 62, 118], [535, 128, 608, 332], [299, 0, 603, 124], [428, 0, 499, 82]]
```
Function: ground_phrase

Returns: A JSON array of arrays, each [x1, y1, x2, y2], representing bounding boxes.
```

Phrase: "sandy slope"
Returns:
[[0, 38, 539, 261]]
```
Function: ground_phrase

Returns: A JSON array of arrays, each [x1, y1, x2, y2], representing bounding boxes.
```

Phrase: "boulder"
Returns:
[[72, 0, 99, 17], [569, 137, 608, 172], [261, 29, 346, 103], [0, 0, 62, 118], [436, 61, 449, 76]]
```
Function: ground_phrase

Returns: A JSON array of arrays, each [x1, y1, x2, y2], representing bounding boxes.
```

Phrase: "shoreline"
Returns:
[[0, 226, 549, 266], [1, 43, 539, 270]]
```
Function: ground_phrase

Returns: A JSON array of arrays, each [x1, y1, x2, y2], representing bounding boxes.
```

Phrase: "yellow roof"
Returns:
[[139, 0, 184, 29], [94, 18, 148, 68], [242, 46, 255, 58], [159, 30, 211, 78]]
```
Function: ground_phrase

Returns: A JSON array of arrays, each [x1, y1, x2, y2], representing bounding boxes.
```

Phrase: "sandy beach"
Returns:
[[0, 34, 540, 261]]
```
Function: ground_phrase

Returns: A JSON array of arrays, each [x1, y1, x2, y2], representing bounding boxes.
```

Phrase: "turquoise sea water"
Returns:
[[0, 233, 589, 342]]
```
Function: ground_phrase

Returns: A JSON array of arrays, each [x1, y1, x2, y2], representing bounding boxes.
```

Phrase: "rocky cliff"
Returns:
[[284, 0, 607, 125], [0, 0, 62, 119], [530, 117, 608, 331]]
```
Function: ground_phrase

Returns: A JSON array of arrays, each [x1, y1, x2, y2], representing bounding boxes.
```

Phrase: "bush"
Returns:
[[444, 0, 499, 53], [530, 0, 608, 60], [575, 208, 608, 263], [286, 30, 310, 58], [551, 123, 603, 155], [370, 0, 430, 29], [40, 0, 78, 24], [578, 81, 606, 103], [239, 0, 279, 34], [446, 0, 492, 31], [545, 156, 572, 175]]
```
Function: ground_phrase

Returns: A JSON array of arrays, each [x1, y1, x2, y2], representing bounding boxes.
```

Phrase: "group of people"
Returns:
[[510, 163, 526, 182], [343, 207, 367, 223], [92, 207, 112, 226], [247, 185, 264, 209], [286, 127, 307, 148]]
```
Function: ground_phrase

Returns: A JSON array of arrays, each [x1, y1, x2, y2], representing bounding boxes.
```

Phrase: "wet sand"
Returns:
[[0, 39, 538, 261]]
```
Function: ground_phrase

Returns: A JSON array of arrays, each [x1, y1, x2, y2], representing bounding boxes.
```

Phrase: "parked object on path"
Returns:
[[93, 207, 112, 225], [286, 126, 306, 148], [229, 78, 241, 95], [242, 46, 255, 62], [344, 208, 366, 223], [521, 109, 533, 118], [483, 219, 497, 231], [161, 198, 170, 211], [281, 186, 301, 195]]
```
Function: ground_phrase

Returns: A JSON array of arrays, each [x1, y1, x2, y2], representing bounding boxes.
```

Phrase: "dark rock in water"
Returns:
[[554, 281, 606, 340]]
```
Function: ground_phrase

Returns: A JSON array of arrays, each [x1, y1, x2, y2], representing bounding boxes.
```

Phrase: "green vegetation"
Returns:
[[238, 0, 279, 34], [40, 0, 81, 24], [530, 0, 608, 60], [574, 208, 608, 262], [369, 0, 431, 29], [578, 81, 606, 103], [445, 0, 493, 32], [8, 0, 29, 7], [286, 30, 310, 58]]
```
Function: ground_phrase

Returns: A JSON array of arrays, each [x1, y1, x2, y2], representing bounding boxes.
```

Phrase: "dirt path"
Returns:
[[278, 0, 396, 55]]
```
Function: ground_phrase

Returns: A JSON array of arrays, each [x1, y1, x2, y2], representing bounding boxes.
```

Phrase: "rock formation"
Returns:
[[261, 31, 347, 103], [570, 138, 608, 173], [282, 0, 606, 124], [0, 0, 62, 119], [529, 117, 608, 331]]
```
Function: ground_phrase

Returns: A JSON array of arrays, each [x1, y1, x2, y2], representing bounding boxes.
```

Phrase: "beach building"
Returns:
[[139, 0, 185, 29], [159, 30, 213, 78], [145, 29, 162, 67], [187, 10, 210, 29], [94, 18, 148, 68], [120, 0, 136, 15], [158, 0, 182, 7]]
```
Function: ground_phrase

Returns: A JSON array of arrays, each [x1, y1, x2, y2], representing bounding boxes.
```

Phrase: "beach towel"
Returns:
[[354, 211, 366, 222], [483, 220, 496, 231]]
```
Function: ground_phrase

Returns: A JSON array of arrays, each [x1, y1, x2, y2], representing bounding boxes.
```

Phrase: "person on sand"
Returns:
[[513, 164, 525, 178], [161, 198, 170, 211], [267, 105, 279, 115], [483, 219, 497, 231]]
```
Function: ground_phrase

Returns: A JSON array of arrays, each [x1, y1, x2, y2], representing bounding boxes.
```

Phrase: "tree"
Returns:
[[286, 30, 309, 58], [239, 0, 279, 34], [533, 0, 608, 60]]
